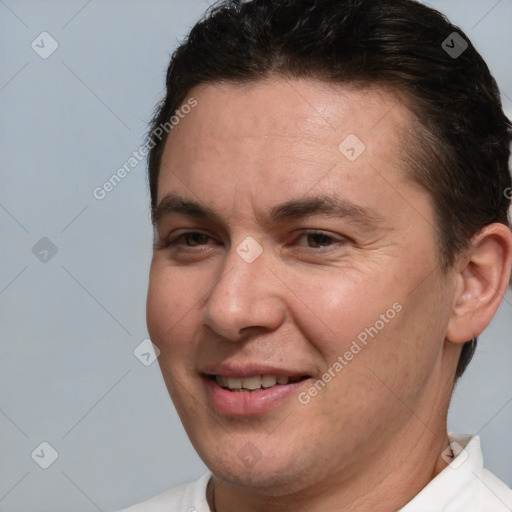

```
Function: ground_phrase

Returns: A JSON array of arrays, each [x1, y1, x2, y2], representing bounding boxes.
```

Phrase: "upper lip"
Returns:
[[201, 362, 310, 379]]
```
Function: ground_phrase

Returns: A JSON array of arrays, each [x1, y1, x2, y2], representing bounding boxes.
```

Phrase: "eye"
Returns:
[[296, 231, 345, 249], [167, 231, 212, 247], [180, 232, 210, 247], [158, 229, 347, 254]]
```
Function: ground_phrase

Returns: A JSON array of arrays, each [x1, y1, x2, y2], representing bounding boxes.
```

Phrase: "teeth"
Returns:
[[216, 374, 297, 391], [242, 376, 261, 390], [261, 375, 277, 388], [227, 378, 242, 390]]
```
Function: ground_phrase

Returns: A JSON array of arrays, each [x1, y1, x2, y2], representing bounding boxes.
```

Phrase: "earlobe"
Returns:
[[446, 223, 512, 344]]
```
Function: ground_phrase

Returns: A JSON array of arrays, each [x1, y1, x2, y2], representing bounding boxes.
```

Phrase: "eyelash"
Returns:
[[162, 230, 346, 251]]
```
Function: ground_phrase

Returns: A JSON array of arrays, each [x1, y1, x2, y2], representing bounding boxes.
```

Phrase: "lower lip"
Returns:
[[203, 376, 308, 416]]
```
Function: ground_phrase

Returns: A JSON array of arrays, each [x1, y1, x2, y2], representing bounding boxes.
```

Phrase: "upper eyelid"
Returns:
[[166, 229, 345, 245]]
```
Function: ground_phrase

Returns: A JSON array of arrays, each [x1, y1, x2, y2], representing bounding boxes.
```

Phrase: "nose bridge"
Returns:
[[202, 236, 284, 341]]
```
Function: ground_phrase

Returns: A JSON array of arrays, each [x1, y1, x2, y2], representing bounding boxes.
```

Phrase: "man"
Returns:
[[120, 0, 512, 510]]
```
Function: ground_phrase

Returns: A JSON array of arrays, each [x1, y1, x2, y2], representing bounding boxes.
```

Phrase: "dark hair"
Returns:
[[146, 0, 512, 379]]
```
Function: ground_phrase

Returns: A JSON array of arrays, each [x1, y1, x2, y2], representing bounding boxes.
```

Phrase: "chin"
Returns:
[[194, 434, 317, 496], [212, 463, 302, 494]]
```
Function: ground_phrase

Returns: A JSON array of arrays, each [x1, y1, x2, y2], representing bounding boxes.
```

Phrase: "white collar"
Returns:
[[400, 433, 482, 511]]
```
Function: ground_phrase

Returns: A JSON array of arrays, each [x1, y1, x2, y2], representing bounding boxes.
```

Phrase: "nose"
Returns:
[[201, 240, 286, 342]]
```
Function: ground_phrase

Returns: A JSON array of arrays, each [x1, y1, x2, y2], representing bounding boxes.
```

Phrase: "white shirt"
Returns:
[[118, 434, 512, 511]]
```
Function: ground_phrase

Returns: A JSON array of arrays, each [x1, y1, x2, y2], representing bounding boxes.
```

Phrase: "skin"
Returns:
[[146, 78, 512, 512]]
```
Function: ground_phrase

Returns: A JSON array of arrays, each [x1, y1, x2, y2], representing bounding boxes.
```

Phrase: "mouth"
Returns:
[[202, 370, 312, 416], [209, 373, 309, 392]]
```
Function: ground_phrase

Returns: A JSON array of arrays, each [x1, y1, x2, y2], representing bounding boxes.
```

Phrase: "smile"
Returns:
[[214, 374, 306, 392], [202, 371, 311, 415]]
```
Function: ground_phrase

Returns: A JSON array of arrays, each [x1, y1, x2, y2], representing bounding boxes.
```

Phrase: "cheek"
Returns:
[[290, 271, 399, 362], [146, 269, 205, 414], [291, 255, 445, 393], [146, 261, 203, 359]]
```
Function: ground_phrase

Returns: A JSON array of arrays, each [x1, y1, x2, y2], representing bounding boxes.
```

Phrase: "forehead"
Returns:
[[157, 78, 422, 221]]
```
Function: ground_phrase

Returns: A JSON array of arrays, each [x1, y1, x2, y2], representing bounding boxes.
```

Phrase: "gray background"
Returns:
[[0, 1, 511, 510]]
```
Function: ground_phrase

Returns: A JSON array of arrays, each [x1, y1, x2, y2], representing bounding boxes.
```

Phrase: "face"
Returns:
[[147, 79, 457, 495]]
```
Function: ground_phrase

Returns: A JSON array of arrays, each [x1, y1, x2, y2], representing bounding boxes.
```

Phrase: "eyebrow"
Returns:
[[152, 193, 384, 229]]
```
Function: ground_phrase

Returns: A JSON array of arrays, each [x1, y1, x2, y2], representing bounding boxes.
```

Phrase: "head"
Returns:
[[145, 0, 512, 500]]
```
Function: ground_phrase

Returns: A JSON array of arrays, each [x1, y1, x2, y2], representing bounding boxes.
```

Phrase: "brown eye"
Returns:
[[305, 233, 336, 248], [163, 231, 213, 249], [295, 231, 343, 249], [181, 232, 210, 246]]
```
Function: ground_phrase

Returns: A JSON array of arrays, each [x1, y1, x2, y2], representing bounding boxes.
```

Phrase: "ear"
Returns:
[[446, 223, 512, 344]]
